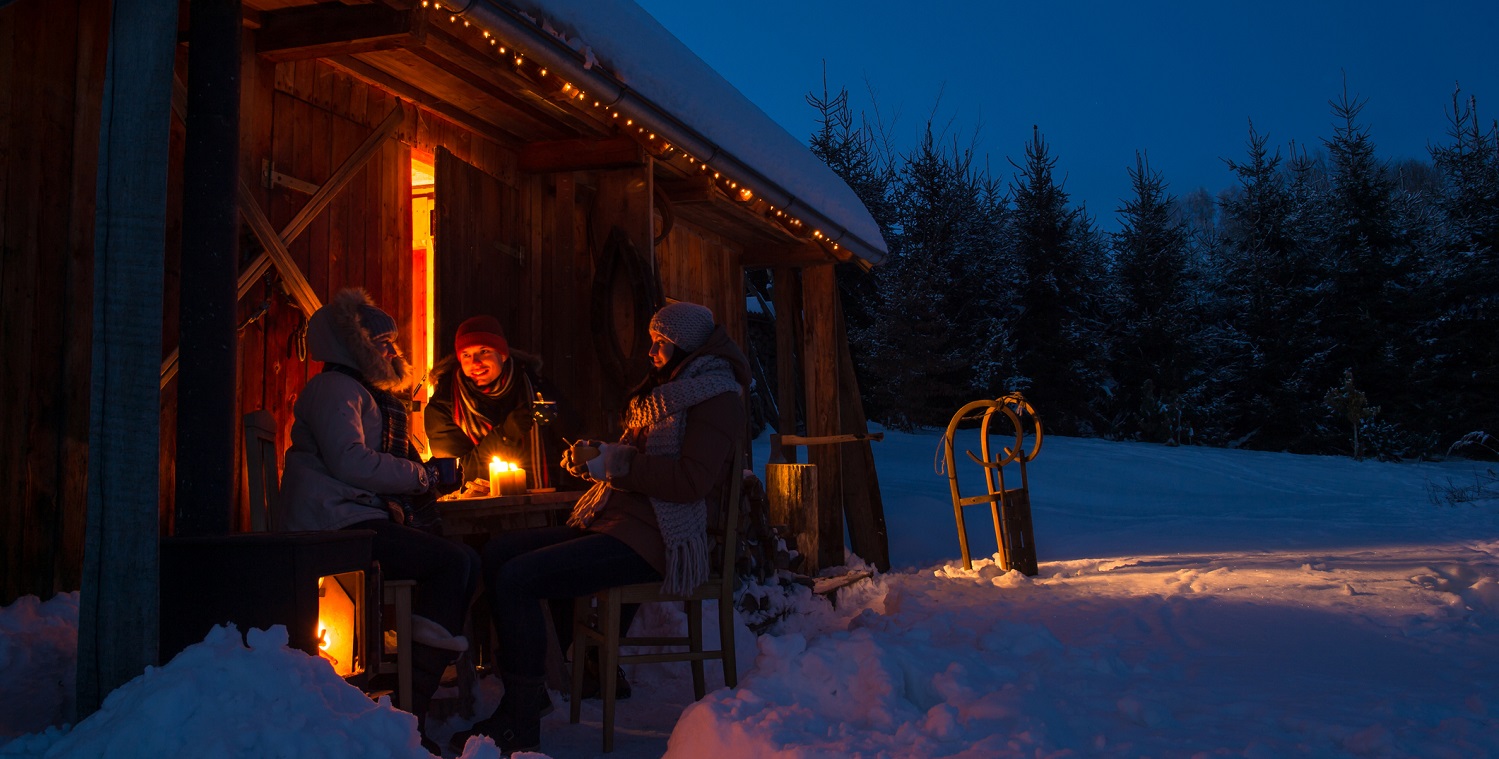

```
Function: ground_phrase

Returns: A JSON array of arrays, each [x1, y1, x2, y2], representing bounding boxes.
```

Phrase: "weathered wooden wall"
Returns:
[[2, 28, 763, 605], [215, 60, 415, 531], [656, 219, 747, 351], [0, 0, 111, 605]]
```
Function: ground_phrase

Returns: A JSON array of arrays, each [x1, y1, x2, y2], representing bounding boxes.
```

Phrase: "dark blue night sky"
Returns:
[[636, 0, 1499, 228]]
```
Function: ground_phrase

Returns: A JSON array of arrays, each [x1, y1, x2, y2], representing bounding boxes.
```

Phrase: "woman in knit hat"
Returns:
[[278, 288, 480, 752], [453, 301, 749, 755], [424, 314, 566, 492]]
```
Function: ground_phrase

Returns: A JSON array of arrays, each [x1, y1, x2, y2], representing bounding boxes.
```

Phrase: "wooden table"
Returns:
[[433, 490, 587, 698], [436, 490, 583, 538]]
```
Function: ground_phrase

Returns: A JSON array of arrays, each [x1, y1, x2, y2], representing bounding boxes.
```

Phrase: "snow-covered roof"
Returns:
[[490, 0, 888, 265]]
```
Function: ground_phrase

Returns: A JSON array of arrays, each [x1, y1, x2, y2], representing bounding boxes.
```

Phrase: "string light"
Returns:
[[421, 4, 845, 256]]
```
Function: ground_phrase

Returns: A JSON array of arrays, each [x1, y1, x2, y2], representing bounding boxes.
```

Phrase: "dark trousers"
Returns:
[[481, 526, 660, 679], [350, 518, 482, 636]]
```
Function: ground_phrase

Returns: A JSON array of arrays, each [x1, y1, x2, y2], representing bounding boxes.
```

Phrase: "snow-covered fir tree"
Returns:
[[1006, 128, 1110, 434], [858, 126, 1008, 428], [1106, 153, 1200, 444]]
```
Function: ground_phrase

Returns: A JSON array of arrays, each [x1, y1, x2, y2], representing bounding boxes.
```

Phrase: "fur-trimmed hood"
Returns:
[[305, 288, 416, 393]]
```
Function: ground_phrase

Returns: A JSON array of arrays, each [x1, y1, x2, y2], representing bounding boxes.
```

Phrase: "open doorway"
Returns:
[[411, 150, 436, 402]]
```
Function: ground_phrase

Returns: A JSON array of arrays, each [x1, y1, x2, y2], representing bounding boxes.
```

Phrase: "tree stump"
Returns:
[[766, 463, 818, 573]]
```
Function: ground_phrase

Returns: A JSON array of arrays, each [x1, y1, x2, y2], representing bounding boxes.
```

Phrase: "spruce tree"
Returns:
[[1421, 88, 1499, 442], [1313, 89, 1418, 434], [1208, 125, 1324, 449], [1108, 153, 1198, 443], [1007, 128, 1109, 433], [858, 127, 1006, 428]]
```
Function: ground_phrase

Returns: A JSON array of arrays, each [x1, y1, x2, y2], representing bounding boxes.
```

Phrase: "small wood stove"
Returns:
[[160, 531, 382, 685]]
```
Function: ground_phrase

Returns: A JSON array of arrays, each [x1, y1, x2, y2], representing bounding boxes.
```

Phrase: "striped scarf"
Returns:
[[569, 355, 742, 596], [452, 359, 517, 445]]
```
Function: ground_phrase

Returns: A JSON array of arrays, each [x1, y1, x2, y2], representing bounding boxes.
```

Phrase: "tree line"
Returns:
[[793, 84, 1499, 460]]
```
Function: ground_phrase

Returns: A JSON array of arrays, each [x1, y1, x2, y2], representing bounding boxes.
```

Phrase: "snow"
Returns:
[[5, 426, 1499, 757], [501, 0, 886, 261]]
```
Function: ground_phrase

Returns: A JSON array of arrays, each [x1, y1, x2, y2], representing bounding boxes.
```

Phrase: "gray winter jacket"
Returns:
[[277, 289, 431, 532]]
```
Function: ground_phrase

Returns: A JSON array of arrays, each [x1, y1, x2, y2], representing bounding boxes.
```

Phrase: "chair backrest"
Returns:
[[711, 437, 747, 590], [244, 410, 279, 532]]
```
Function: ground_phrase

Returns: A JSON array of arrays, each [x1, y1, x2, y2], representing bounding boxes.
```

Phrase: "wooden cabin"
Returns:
[[0, 0, 888, 630]]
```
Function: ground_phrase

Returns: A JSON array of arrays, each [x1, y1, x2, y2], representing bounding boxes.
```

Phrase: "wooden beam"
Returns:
[[743, 243, 837, 268], [519, 136, 644, 174], [281, 99, 404, 243], [835, 295, 890, 571], [161, 101, 401, 387], [255, 4, 416, 63], [772, 432, 884, 449], [326, 55, 525, 147], [237, 180, 319, 317], [800, 264, 843, 573], [659, 175, 717, 205], [79, 0, 178, 718], [771, 267, 801, 464]]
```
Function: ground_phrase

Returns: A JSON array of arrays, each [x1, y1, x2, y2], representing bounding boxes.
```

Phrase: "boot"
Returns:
[[449, 673, 546, 755], [577, 647, 632, 700], [410, 643, 458, 755]]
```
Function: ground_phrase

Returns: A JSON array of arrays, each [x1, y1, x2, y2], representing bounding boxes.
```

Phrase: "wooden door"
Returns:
[[433, 147, 525, 351]]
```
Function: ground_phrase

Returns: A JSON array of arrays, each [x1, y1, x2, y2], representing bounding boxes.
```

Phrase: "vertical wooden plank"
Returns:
[[267, 91, 306, 456], [801, 264, 842, 572], [60, 0, 113, 591], [771, 266, 800, 461], [29, 0, 80, 596], [0, 2, 12, 273], [327, 112, 352, 291], [309, 101, 332, 295], [236, 26, 275, 521], [157, 50, 188, 536], [390, 140, 413, 368], [0, 1, 37, 602]]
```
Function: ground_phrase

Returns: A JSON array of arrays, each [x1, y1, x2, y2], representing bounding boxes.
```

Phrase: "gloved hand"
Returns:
[[562, 440, 603, 478], [423, 459, 463, 495], [586, 443, 634, 481]]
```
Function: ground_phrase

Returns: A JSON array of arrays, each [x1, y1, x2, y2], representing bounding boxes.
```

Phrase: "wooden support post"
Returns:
[[771, 266, 800, 464], [175, 0, 243, 538], [800, 264, 842, 572], [834, 294, 890, 571], [79, 0, 179, 717]]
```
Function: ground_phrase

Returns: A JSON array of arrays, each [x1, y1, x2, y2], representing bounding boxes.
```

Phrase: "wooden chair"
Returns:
[[569, 439, 747, 752], [242, 409, 416, 711]]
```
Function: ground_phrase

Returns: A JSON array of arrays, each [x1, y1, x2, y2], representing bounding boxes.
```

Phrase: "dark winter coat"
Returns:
[[423, 351, 564, 488]]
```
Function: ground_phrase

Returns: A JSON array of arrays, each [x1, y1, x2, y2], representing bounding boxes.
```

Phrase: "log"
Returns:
[[765, 463, 816, 572], [800, 265, 842, 572]]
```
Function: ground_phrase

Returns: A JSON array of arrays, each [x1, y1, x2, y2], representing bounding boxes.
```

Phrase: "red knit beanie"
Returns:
[[453, 315, 510, 360]]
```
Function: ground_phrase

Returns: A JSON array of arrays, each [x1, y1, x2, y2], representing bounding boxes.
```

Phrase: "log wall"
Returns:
[[0, 0, 111, 605], [0, 23, 789, 605], [657, 218, 747, 351]]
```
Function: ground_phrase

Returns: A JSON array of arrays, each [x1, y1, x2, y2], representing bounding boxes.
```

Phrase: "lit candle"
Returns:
[[488, 458, 526, 496]]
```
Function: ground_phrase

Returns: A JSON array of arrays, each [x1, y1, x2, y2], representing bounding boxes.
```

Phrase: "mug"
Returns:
[[430, 457, 462, 487]]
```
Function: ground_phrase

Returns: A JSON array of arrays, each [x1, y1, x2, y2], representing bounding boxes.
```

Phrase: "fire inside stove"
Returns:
[[317, 571, 366, 677]]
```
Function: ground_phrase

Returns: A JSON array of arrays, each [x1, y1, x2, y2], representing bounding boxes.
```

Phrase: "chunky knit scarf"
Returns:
[[452, 358, 518, 445], [568, 355, 743, 596]]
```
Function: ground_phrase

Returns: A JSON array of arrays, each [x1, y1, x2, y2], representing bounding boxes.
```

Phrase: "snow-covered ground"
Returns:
[[4, 427, 1499, 758]]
